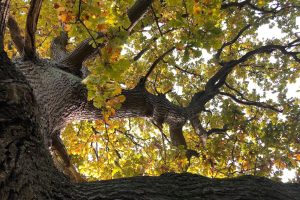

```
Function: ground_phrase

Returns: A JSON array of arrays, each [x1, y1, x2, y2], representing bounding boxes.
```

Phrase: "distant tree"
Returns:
[[0, 0, 300, 199]]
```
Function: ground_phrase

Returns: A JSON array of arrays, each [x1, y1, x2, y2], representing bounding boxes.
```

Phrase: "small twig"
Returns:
[[215, 24, 251, 61], [140, 46, 175, 86], [133, 28, 177, 61], [37, 29, 52, 48], [150, 6, 163, 36], [151, 120, 171, 144], [171, 62, 201, 77], [77, 0, 82, 21], [77, 18, 102, 58], [76, 0, 103, 58], [219, 91, 282, 112]]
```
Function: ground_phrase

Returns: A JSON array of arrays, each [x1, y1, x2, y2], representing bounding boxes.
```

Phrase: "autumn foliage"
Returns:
[[6, 0, 300, 182]]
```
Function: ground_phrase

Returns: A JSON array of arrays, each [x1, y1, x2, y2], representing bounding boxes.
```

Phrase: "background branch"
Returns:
[[219, 92, 282, 112], [221, 0, 282, 14], [140, 46, 175, 86], [215, 24, 251, 61], [7, 15, 24, 54], [133, 28, 176, 61], [24, 0, 43, 60], [50, 31, 68, 61]]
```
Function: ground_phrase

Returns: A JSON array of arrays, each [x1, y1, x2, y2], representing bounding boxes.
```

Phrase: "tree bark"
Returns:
[[0, 53, 71, 199], [14, 59, 188, 140], [73, 173, 300, 200]]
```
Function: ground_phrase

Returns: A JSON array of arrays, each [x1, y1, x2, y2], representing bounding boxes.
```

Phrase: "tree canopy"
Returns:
[[5, 0, 300, 183]]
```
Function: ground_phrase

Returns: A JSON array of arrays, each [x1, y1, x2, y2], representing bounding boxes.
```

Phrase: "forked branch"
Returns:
[[60, 37, 105, 76]]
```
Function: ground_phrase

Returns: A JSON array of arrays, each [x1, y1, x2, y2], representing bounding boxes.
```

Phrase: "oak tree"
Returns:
[[1, 0, 300, 199]]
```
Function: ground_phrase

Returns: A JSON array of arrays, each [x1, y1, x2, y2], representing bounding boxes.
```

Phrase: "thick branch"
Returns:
[[127, 0, 153, 33], [59, 36, 104, 76], [7, 16, 24, 54], [236, 43, 300, 64], [169, 124, 186, 146], [169, 124, 199, 158], [186, 62, 236, 117], [17, 60, 190, 147], [51, 133, 71, 167], [24, 0, 42, 60], [190, 115, 207, 136], [74, 173, 300, 199]]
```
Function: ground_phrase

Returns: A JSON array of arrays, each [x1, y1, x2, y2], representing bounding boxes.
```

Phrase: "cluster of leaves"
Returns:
[[62, 106, 300, 182], [53, 0, 132, 116], [8, 0, 300, 182], [62, 119, 188, 180]]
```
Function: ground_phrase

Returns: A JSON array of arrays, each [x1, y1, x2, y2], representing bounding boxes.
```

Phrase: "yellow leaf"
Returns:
[[118, 95, 126, 103], [295, 154, 300, 161], [193, 3, 201, 15]]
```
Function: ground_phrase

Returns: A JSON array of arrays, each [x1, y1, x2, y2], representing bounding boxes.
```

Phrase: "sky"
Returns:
[[196, 16, 300, 182], [258, 17, 300, 183], [174, 17, 299, 182]]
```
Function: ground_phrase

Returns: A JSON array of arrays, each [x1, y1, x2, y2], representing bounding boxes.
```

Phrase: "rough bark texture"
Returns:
[[0, 0, 9, 51], [75, 173, 300, 200], [0, 53, 71, 199], [13, 59, 188, 140]]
